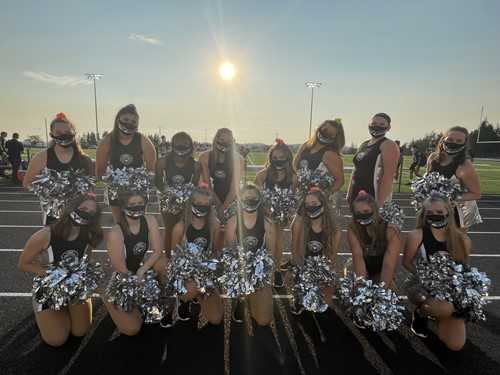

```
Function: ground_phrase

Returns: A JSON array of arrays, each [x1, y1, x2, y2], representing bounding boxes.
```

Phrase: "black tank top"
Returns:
[[350, 137, 386, 202], [264, 170, 292, 190], [239, 210, 265, 252], [109, 132, 144, 169], [305, 227, 326, 257], [165, 156, 195, 186], [360, 222, 387, 278], [420, 225, 448, 260], [46, 146, 92, 174], [208, 151, 231, 202], [120, 216, 149, 273], [298, 147, 327, 171], [429, 160, 459, 179], [186, 221, 211, 253], [48, 227, 89, 265]]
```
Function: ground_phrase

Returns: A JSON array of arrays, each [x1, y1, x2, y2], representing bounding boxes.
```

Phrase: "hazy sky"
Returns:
[[1, 0, 499, 145]]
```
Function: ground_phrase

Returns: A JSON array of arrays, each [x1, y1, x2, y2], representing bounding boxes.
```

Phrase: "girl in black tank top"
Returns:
[[19, 195, 103, 346], [186, 221, 211, 253], [239, 208, 265, 252], [349, 137, 386, 203], [46, 146, 92, 174], [209, 151, 231, 203], [120, 215, 149, 273], [305, 227, 326, 257], [420, 225, 448, 260], [297, 147, 328, 172]]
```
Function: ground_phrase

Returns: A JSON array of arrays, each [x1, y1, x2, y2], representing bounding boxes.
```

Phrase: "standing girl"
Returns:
[[96, 104, 156, 222]]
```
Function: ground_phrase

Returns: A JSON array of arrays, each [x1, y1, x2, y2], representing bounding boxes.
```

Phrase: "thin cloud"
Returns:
[[23, 71, 91, 87], [128, 33, 163, 46]]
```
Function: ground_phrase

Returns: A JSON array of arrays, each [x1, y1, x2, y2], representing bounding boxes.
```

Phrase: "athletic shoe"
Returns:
[[160, 312, 175, 329], [232, 299, 244, 323], [410, 310, 429, 338], [177, 300, 191, 322]]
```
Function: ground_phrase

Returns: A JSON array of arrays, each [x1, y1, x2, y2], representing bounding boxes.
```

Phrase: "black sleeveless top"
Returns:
[[48, 227, 89, 265], [264, 170, 292, 190], [350, 137, 386, 202], [165, 156, 196, 186], [420, 225, 448, 260], [298, 147, 327, 171], [120, 216, 149, 273], [109, 132, 144, 169], [47, 146, 92, 174], [239, 210, 265, 252], [360, 222, 388, 278], [429, 160, 459, 179], [186, 221, 211, 253], [305, 227, 326, 258], [208, 151, 232, 203]]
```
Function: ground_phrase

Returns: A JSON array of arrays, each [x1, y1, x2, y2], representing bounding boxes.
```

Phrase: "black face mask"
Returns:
[[316, 130, 334, 145], [51, 133, 75, 147], [118, 119, 138, 135], [426, 214, 448, 228], [216, 142, 230, 153], [192, 204, 210, 218], [354, 212, 374, 226], [242, 198, 261, 213], [70, 209, 96, 226], [173, 145, 192, 157], [443, 141, 465, 155], [369, 126, 387, 138], [271, 159, 287, 170], [123, 205, 145, 218], [305, 205, 324, 219]]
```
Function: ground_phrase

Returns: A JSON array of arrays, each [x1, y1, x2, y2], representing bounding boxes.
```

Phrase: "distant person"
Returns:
[[408, 146, 424, 181], [395, 140, 403, 181], [347, 113, 400, 207], [158, 135, 169, 158], [0, 131, 7, 159], [6, 132, 24, 184]]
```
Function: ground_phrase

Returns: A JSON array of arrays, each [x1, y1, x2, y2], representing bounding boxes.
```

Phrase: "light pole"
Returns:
[[85, 73, 103, 141], [305, 81, 322, 138]]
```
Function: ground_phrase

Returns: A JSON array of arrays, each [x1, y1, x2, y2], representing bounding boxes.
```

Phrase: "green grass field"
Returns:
[[22, 148, 500, 194]]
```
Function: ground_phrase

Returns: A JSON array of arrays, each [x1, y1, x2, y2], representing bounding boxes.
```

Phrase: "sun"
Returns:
[[219, 61, 236, 81]]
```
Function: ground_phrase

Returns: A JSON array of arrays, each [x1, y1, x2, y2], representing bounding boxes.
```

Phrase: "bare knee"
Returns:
[[253, 312, 273, 326], [206, 312, 223, 325], [42, 332, 70, 347], [444, 338, 465, 351], [71, 323, 91, 338], [118, 324, 142, 337]]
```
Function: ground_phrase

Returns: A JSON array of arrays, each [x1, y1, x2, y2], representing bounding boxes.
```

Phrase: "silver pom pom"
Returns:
[[379, 201, 405, 231], [416, 253, 491, 322], [262, 186, 298, 226], [338, 273, 405, 331], [104, 166, 152, 202], [158, 183, 194, 215], [411, 172, 464, 209], [165, 242, 219, 296], [290, 255, 336, 313], [105, 272, 141, 312], [32, 254, 103, 311], [30, 168, 95, 219], [297, 164, 335, 199], [218, 244, 274, 298], [139, 269, 165, 323], [219, 201, 238, 226]]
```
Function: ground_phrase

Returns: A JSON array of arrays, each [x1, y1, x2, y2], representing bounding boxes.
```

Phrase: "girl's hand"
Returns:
[[136, 266, 147, 280]]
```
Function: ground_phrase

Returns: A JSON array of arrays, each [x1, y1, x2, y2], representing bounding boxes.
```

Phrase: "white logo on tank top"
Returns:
[[132, 242, 147, 256], [243, 236, 259, 251], [120, 153, 134, 166], [214, 169, 226, 179], [172, 174, 185, 185], [60, 249, 80, 264], [193, 237, 208, 250], [307, 240, 323, 254]]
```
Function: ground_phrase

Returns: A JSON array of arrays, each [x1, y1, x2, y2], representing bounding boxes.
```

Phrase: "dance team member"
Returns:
[[18, 194, 103, 346], [255, 139, 297, 287], [155, 131, 200, 252], [403, 194, 471, 350], [347, 113, 400, 207], [104, 191, 165, 336], [96, 104, 156, 222], [426, 126, 481, 229], [24, 113, 94, 225]]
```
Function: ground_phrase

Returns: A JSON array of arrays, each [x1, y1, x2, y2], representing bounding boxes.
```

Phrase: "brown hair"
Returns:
[[431, 126, 469, 169], [297, 189, 338, 258], [293, 119, 345, 170], [264, 140, 295, 187], [348, 192, 392, 257], [50, 194, 103, 248], [416, 195, 469, 262]]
